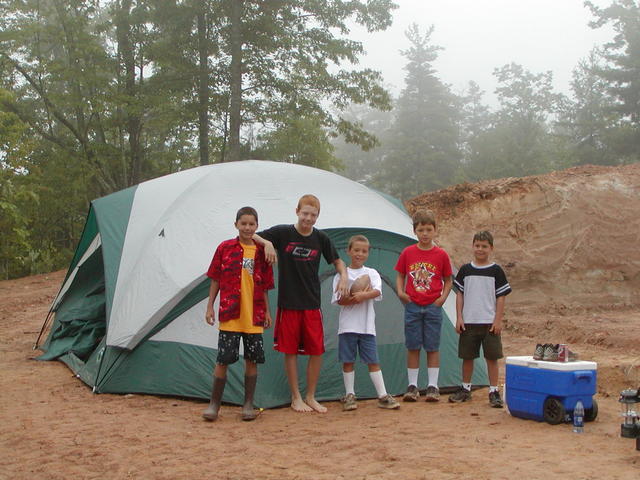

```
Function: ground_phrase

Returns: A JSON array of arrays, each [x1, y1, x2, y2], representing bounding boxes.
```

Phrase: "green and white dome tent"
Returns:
[[37, 160, 487, 408]]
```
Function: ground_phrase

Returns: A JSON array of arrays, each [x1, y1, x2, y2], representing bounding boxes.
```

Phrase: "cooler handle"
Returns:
[[573, 371, 593, 383]]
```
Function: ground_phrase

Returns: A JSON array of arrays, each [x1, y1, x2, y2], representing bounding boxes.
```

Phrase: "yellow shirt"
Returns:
[[219, 244, 263, 334]]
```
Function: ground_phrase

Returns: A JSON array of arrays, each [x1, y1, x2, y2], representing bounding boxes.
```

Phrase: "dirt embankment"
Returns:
[[409, 164, 640, 310], [408, 164, 640, 394]]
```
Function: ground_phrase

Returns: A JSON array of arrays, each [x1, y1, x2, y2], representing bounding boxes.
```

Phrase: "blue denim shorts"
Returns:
[[338, 333, 379, 364], [403, 302, 443, 352]]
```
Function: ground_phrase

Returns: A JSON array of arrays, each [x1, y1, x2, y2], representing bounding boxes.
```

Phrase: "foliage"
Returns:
[[461, 63, 564, 181], [0, 0, 397, 278], [2, 0, 640, 278], [556, 49, 619, 166], [374, 24, 461, 199], [254, 115, 343, 171], [586, 0, 640, 163], [330, 103, 392, 182], [221, 0, 396, 162]]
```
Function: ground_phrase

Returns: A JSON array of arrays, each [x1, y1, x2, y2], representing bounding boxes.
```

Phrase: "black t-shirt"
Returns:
[[259, 224, 339, 310]]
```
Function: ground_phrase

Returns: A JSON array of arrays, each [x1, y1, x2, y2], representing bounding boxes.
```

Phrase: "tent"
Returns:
[[37, 160, 488, 408]]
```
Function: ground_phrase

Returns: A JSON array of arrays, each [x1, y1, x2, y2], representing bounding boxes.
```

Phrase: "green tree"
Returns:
[[0, 0, 399, 278], [0, 87, 85, 278], [1, 0, 122, 192], [220, 0, 396, 163], [331, 103, 393, 182], [463, 63, 563, 181], [0, 99, 33, 278], [458, 81, 491, 180], [375, 24, 461, 199], [557, 49, 618, 166], [255, 115, 342, 170], [587, 0, 640, 162]]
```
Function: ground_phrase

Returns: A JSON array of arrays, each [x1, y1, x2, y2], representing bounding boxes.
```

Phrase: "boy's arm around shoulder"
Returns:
[[252, 233, 276, 264], [333, 257, 349, 299], [258, 245, 275, 290], [331, 273, 349, 305]]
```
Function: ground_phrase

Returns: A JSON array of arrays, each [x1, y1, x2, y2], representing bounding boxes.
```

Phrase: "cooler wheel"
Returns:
[[585, 399, 598, 422], [542, 397, 566, 425]]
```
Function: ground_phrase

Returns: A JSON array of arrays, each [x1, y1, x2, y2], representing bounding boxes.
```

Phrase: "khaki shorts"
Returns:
[[458, 324, 503, 360]]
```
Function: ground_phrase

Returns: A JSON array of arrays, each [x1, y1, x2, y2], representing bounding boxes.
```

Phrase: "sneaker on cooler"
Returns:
[[542, 344, 559, 361], [533, 343, 546, 360]]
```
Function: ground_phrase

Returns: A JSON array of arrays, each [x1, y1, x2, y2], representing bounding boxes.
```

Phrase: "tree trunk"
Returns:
[[227, 0, 243, 162], [115, 0, 143, 185], [197, 0, 210, 165]]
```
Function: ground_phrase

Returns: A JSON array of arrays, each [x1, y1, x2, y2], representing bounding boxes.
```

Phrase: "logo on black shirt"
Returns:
[[285, 242, 319, 261]]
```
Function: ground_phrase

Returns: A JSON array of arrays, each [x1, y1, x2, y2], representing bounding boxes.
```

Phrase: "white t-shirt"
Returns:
[[331, 266, 382, 335]]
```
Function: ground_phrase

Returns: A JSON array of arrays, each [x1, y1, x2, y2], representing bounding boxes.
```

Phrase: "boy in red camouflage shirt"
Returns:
[[202, 206, 274, 422]]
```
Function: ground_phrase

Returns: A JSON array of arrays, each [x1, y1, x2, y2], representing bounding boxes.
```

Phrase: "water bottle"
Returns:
[[573, 400, 584, 433]]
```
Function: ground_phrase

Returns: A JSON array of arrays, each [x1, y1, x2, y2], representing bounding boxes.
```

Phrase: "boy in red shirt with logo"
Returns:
[[395, 210, 453, 402]]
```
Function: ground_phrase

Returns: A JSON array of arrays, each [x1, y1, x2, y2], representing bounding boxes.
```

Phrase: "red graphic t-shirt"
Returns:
[[395, 244, 452, 306]]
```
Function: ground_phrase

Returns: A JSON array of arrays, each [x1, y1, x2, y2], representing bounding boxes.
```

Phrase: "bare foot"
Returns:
[[306, 397, 328, 413], [291, 397, 313, 412]]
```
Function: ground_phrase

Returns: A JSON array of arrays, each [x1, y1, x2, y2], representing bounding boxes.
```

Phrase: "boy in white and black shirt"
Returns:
[[449, 231, 511, 408]]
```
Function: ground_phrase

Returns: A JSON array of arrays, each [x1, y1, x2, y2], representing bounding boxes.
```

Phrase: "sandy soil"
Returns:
[[2, 164, 640, 479]]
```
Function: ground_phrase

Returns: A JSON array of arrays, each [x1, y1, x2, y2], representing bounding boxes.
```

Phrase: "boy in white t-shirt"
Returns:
[[331, 235, 400, 411]]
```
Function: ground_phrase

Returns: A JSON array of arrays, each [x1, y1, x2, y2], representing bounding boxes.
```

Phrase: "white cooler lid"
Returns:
[[506, 355, 597, 370]]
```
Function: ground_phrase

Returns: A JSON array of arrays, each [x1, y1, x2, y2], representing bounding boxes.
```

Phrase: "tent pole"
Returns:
[[33, 308, 55, 350]]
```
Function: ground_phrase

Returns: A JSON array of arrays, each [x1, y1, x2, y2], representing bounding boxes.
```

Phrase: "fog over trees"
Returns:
[[1, 0, 639, 278]]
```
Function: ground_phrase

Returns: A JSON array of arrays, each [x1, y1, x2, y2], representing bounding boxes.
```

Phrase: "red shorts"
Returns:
[[274, 308, 325, 355]]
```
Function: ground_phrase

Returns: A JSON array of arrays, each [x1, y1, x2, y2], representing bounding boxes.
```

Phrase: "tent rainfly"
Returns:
[[37, 160, 488, 408]]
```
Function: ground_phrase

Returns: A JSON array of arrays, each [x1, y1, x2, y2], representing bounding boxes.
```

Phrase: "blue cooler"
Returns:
[[505, 356, 598, 424]]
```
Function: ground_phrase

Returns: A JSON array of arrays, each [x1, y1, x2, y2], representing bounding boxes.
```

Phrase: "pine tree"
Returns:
[[587, 0, 640, 162], [375, 24, 461, 199]]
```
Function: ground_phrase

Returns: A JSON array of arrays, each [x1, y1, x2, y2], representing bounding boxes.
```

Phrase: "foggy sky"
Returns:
[[349, 0, 615, 105]]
